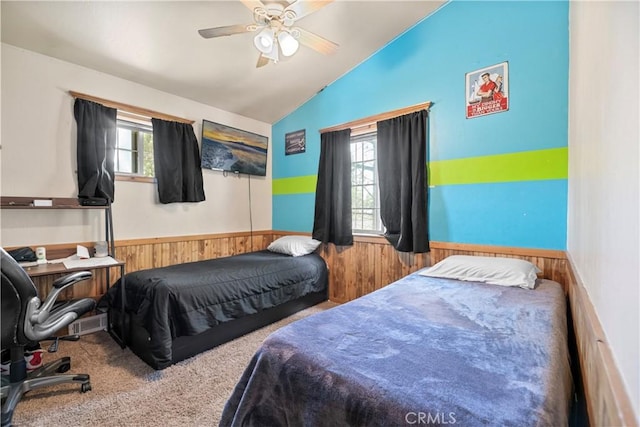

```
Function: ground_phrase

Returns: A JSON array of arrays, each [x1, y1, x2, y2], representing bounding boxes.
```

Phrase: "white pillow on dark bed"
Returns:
[[418, 255, 541, 289], [267, 236, 322, 257]]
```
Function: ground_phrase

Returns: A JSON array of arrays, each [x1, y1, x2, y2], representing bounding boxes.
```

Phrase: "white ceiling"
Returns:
[[1, 0, 445, 124]]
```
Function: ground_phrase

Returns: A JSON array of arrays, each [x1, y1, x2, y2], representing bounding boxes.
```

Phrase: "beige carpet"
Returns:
[[11, 301, 337, 426]]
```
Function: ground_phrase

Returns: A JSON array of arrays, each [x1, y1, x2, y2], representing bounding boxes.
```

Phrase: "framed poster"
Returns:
[[465, 61, 509, 119], [285, 129, 306, 155]]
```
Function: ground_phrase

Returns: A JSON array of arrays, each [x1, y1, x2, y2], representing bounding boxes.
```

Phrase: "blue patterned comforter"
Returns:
[[220, 272, 572, 426]]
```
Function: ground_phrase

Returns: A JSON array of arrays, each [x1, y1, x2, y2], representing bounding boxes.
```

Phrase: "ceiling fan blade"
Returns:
[[240, 0, 267, 14], [198, 24, 257, 39], [284, 0, 334, 21], [293, 27, 338, 55], [256, 54, 270, 68]]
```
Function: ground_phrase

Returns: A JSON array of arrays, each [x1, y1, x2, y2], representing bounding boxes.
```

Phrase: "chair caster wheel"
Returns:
[[56, 362, 71, 373], [81, 383, 92, 393]]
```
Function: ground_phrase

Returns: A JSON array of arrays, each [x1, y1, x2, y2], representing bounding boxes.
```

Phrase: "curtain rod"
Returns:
[[69, 91, 195, 125], [319, 101, 432, 134]]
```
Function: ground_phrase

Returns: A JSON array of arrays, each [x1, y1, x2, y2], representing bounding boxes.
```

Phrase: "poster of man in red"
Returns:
[[465, 62, 509, 118]]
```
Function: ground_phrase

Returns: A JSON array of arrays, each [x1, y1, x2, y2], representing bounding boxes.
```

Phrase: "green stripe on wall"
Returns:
[[273, 148, 567, 194], [429, 147, 567, 186], [273, 175, 318, 195]]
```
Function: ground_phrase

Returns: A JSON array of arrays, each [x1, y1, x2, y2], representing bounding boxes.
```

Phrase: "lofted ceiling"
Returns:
[[1, 1, 445, 124]]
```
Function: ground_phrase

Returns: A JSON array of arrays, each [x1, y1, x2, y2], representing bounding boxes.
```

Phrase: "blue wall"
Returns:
[[272, 0, 569, 250]]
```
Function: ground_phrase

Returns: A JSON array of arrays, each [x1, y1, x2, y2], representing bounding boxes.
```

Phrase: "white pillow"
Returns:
[[267, 236, 322, 257], [418, 255, 542, 289]]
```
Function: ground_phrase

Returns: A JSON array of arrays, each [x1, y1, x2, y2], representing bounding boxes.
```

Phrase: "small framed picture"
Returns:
[[465, 61, 509, 119], [285, 129, 306, 155]]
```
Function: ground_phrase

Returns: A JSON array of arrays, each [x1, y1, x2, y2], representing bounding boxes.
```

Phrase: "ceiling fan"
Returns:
[[198, 0, 338, 68]]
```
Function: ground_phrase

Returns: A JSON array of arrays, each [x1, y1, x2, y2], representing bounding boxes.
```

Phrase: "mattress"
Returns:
[[104, 250, 328, 369], [220, 272, 572, 426]]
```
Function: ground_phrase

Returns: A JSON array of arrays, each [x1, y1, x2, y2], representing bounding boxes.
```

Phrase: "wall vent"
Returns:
[[68, 313, 108, 336]]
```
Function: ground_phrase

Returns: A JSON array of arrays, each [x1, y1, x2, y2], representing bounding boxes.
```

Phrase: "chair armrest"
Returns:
[[29, 298, 96, 341], [30, 271, 93, 325], [52, 271, 92, 289]]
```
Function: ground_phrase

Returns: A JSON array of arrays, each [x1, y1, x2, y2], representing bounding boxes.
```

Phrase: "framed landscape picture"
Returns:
[[285, 129, 306, 155], [200, 120, 268, 176], [465, 61, 509, 119]]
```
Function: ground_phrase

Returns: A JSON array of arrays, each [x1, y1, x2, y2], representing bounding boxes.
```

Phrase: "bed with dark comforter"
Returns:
[[220, 271, 572, 426], [105, 250, 328, 370]]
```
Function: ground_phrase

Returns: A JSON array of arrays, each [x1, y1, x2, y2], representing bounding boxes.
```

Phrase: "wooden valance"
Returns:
[[319, 101, 432, 135], [69, 91, 195, 125]]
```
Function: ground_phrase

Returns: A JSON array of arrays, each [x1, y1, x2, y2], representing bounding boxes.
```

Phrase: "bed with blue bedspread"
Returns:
[[220, 268, 572, 426]]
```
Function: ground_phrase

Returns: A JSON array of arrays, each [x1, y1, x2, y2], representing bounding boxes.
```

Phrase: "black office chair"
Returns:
[[1, 247, 96, 426]]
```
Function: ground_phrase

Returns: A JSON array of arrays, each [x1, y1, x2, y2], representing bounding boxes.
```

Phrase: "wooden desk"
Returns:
[[23, 260, 123, 277], [23, 260, 127, 349], [2, 195, 124, 347]]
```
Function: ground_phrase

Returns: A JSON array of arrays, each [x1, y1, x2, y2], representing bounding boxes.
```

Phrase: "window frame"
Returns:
[[114, 118, 156, 184], [350, 131, 384, 235]]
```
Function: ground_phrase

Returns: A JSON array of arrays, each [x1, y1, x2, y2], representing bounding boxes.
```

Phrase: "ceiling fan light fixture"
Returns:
[[263, 43, 279, 62], [253, 27, 274, 54], [278, 31, 299, 57], [199, 0, 338, 68]]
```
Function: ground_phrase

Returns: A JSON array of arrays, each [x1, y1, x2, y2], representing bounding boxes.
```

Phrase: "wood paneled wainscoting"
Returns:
[[565, 255, 637, 427], [317, 236, 430, 303], [17, 232, 567, 303], [14, 230, 277, 301], [281, 233, 568, 304], [11, 232, 635, 425], [113, 231, 275, 274]]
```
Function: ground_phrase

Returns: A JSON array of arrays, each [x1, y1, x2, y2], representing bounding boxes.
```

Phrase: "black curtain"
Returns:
[[312, 129, 353, 246], [377, 110, 429, 253], [74, 99, 117, 203], [152, 118, 205, 204]]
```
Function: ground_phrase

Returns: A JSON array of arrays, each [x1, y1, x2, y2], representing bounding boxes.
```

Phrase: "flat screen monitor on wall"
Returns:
[[200, 119, 268, 176]]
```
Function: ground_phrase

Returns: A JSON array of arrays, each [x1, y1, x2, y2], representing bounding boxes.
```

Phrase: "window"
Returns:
[[115, 119, 154, 178], [351, 132, 383, 234]]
